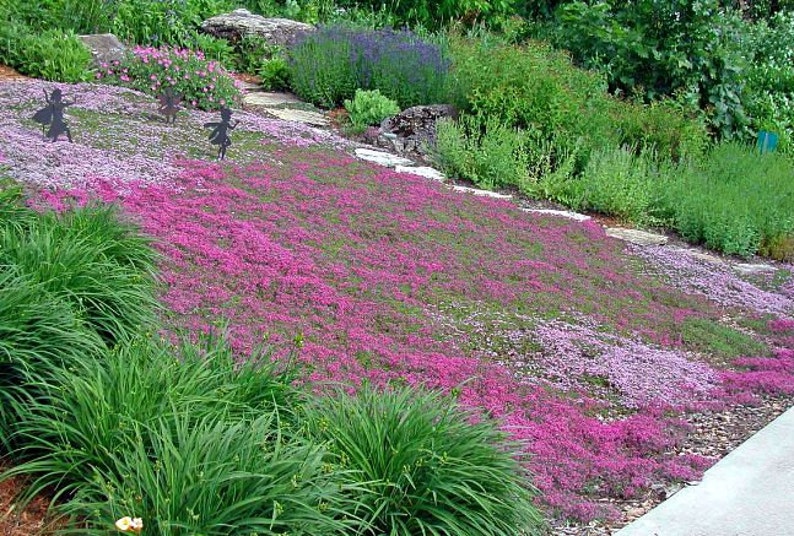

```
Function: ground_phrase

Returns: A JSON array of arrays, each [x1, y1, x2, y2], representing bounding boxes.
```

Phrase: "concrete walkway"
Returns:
[[616, 406, 794, 536]]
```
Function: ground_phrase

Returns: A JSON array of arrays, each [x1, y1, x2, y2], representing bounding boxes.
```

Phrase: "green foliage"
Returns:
[[287, 27, 357, 108], [6, 335, 351, 535], [681, 317, 769, 359], [448, 37, 610, 160], [660, 142, 794, 258], [541, 0, 752, 139], [5, 28, 93, 82], [303, 385, 545, 536], [743, 11, 794, 154], [191, 32, 237, 67], [0, 199, 157, 448], [260, 54, 293, 91], [335, 0, 515, 29], [100, 47, 242, 111], [343, 89, 400, 134], [541, 146, 664, 225], [435, 114, 532, 190], [111, 0, 235, 47], [2, 205, 159, 346], [444, 35, 706, 188]]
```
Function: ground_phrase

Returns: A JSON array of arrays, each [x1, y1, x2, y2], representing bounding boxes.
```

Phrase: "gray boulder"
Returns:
[[78, 34, 127, 67], [377, 104, 457, 158], [200, 9, 314, 47]]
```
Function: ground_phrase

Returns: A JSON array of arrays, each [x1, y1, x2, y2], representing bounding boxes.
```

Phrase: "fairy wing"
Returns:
[[33, 107, 53, 125], [204, 122, 222, 142]]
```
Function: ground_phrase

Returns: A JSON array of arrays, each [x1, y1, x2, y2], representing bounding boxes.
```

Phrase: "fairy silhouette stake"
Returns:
[[203, 107, 239, 160], [32, 88, 73, 142], [157, 88, 183, 124]]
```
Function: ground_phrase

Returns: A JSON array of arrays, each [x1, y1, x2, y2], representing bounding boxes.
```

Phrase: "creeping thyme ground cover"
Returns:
[[2, 80, 794, 522]]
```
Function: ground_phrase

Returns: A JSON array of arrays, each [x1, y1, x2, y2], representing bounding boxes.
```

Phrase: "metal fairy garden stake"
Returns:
[[32, 88, 73, 142], [204, 107, 239, 160], [157, 88, 183, 124]]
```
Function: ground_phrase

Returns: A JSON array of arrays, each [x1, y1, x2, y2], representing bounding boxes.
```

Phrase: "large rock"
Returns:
[[377, 104, 457, 158], [200, 9, 314, 47], [79, 34, 127, 67]]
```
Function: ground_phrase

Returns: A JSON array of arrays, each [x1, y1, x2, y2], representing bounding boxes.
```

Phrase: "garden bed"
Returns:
[[1, 79, 793, 535]]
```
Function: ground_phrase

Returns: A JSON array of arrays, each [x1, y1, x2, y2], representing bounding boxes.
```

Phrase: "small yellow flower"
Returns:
[[115, 516, 144, 533]]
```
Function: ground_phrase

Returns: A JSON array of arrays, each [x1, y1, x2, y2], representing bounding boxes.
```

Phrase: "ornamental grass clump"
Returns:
[[302, 385, 546, 536], [0, 192, 158, 448], [98, 46, 242, 110], [5, 333, 350, 534], [288, 25, 449, 109]]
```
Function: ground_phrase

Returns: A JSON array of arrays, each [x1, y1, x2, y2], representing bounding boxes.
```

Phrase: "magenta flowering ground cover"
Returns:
[[2, 80, 794, 523]]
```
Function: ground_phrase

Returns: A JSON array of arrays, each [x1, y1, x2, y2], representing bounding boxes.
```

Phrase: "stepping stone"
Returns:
[[522, 208, 591, 222], [606, 228, 668, 246], [451, 185, 513, 200], [394, 165, 445, 182], [734, 263, 779, 275], [243, 91, 303, 107], [265, 107, 329, 127], [355, 148, 414, 168]]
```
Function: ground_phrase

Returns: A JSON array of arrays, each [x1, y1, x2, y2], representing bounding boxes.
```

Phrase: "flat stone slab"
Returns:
[[606, 228, 668, 246], [733, 263, 779, 275], [394, 165, 445, 182], [265, 107, 328, 127], [79, 33, 126, 67], [522, 208, 591, 222], [354, 148, 414, 168], [243, 91, 304, 107], [616, 407, 794, 536], [451, 185, 513, 200]]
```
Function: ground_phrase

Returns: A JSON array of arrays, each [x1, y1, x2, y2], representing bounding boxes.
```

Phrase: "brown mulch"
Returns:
[[0, 66, 29, 82], [548, 394, 791, 535], [0, 464, 62, 536]]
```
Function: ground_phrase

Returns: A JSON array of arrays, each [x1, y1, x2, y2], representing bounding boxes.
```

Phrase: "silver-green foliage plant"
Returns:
[[660, 142, 794, 259], [303, 385, 546, 536], [344, 89, 400, 134], [435, 114, 531, 191]]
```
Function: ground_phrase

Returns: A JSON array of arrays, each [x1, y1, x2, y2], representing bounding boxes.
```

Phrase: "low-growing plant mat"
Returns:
[[2, 80, 793, 531]]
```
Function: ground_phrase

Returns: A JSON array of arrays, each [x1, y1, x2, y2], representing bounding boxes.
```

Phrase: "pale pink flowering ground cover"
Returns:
[[4, 80, 794, 522]]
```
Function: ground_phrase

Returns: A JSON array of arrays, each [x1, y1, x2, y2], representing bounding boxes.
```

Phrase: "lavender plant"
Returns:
[[288, 25, 449, 109]]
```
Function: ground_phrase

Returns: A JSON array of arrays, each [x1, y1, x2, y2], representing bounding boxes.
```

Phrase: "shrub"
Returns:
[[545, 145, 662, 225], [447, 37, 612, 160], [303, 385, 545, 536], [435, 114, 532, 190], [343, 89, 400, 134], [334, 0, 514, 30], [111, 0, 236, 47], [660, 142, 794, 258], [288, 25, 449, 109], [13, 29, 93, 82], [259, 54, 292, 91], [743, 11, 794, 154], [98, 46, 242, 111], [542, 0, 752, 140]]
